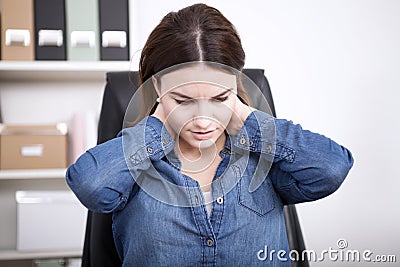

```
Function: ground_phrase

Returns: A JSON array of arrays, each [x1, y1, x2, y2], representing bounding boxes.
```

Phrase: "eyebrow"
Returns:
[[169, 90, 231, 99]]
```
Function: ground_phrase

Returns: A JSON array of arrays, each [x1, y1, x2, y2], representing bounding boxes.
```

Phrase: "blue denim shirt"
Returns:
[[66, 110, 353, 266]]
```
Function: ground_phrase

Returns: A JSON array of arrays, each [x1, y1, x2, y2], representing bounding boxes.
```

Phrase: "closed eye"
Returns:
[[174, 98, 195, 105], [171, 90, 231, 105], [211, 96, 228, 103], [174, 97, 228, 105]]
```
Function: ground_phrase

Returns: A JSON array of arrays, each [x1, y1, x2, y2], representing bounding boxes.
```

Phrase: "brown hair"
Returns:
[[136, 3, 250, 121]]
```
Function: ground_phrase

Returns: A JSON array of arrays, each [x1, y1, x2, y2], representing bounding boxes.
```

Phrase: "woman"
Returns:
[[67, 4, 353, 266]]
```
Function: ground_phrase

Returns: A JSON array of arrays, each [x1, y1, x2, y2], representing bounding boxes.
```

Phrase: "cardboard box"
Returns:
[[1, 0, 35, 60], [16, 190, 87, 251], [0, 123, 68, 170]]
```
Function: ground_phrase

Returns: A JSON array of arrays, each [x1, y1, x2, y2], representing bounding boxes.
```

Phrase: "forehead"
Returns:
[[159, 65, 237, 96]]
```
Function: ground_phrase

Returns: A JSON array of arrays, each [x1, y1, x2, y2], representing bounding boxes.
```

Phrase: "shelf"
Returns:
[[0, 61, 135, 81], [0, 61, 133, 72], [0, 249, 81, 261], [0, 168, 67, 180]]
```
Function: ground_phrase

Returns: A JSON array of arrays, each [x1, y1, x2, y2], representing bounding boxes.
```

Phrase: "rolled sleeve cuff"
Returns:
[[121, 116, 175, 165], [232, 110, 276, 160]]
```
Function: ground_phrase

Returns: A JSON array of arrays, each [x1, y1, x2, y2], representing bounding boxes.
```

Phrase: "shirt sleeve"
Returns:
[[66, 136, 134, 213], [233, 110, 354, 205], [66, 116, 166, 213]]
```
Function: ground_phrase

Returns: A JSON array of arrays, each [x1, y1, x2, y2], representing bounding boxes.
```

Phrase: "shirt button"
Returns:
[[248, 140, 254, 146], [239, 136, 246, 145], [216, 197, 224, 204], [206, 238, 214, 247], [267, 145, 272, 153], [147, 146, 153, 154]]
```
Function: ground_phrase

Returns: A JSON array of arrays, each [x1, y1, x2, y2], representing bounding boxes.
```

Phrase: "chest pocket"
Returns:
[[238, 176, 275, 216]]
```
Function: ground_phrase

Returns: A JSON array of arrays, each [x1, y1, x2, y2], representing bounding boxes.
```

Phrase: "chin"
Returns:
[[197, 139, 217, 149], [185, 133, 224, 150]]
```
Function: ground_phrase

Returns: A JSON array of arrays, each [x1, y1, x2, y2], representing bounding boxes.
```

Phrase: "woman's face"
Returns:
[[157, 67, 237, 150]]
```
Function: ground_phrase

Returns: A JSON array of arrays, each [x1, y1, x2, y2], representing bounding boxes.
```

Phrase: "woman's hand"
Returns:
[[226, 96, 255, 136]]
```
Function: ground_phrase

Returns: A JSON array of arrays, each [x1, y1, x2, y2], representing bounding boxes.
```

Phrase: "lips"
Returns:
[[191, 130, 215, 140]]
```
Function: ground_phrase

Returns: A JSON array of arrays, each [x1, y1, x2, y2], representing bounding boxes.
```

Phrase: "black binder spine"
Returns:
[[99, 0, 130, 61], [34, 0, 66, 60]]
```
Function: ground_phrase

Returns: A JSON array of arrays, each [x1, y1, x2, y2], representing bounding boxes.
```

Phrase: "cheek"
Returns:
[[213, 108, 232, 127], [212, 101, 235, 128], [163, 103, 193, 132]]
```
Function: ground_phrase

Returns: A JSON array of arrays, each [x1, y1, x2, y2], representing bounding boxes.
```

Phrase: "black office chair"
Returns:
[[82, 69, 309, 267]]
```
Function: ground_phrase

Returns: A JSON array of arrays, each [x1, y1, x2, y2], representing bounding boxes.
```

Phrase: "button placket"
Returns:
[[161, 139, 167, 146]]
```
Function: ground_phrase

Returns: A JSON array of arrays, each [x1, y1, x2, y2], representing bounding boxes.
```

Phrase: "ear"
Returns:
[[152, 76, 161, 97]]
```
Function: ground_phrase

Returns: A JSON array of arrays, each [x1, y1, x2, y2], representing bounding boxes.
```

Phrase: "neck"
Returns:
[[176, 134, 226, 174]]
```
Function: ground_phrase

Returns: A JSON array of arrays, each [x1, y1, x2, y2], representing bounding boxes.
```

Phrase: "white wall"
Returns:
[[131, 0, 400, 265]]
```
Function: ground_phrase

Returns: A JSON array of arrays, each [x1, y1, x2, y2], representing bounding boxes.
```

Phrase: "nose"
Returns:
[[192, 100, 212, 129], [192, 116, 212, 129]]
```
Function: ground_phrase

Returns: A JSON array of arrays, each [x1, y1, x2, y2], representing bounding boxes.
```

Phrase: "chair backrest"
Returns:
[[82, 69, 308, 267]]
